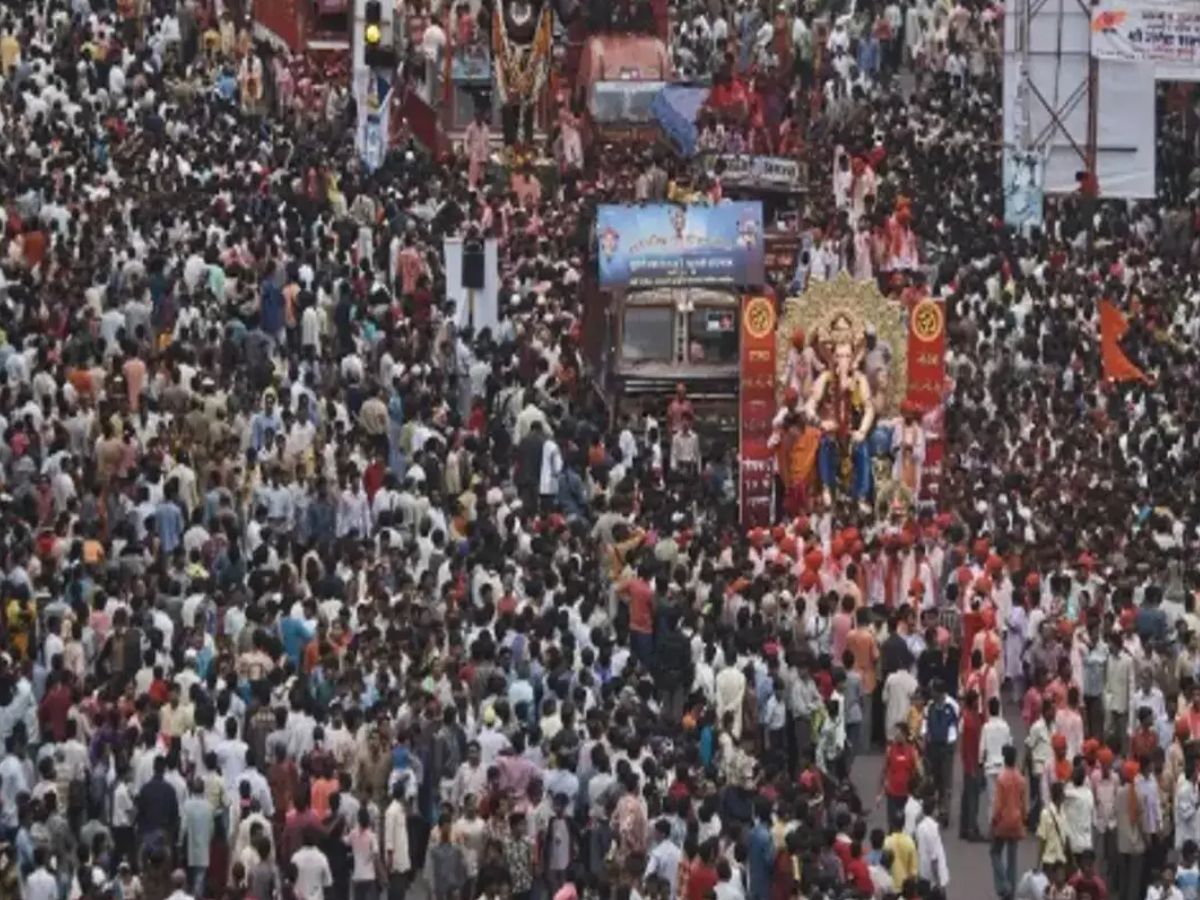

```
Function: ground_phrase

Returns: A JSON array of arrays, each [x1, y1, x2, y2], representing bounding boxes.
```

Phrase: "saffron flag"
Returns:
[[1099, 300, 1147, 383]]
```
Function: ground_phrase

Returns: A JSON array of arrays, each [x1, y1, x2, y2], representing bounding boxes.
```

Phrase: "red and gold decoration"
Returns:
[[775, 274, 943, 515], [904, 294, 946, 501], [740, 295, 777, 527], [492, 3, 554, 104], [904, 295, 945, 412]]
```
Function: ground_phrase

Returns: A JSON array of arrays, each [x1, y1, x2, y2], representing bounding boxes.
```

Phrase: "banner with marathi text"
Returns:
[[702, 154, 809, 193], [1091, 2, 1200, 79], [905, 295, 946, 501], [905, 295, 946, 411], [764, 231, 805, 290], [596, 203, 765, 288], [740, 296, 777, 527]]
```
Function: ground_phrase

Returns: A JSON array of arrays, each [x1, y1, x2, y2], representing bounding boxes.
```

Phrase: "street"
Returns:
[[849, 705, 1035, 897]]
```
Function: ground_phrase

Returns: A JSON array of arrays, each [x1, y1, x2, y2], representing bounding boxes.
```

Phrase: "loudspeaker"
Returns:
[[552, 0, 581, 23], [462, 239, 486, 290]]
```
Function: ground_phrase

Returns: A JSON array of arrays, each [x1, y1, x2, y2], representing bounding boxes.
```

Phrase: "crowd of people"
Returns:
[[0, 2, 1198, 900]]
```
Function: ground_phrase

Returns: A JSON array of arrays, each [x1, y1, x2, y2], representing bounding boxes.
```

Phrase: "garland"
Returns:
[[492, 2, 554, 104]]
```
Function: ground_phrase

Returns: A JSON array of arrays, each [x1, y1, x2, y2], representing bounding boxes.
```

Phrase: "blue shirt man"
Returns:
[[748, 800, 775, 900]]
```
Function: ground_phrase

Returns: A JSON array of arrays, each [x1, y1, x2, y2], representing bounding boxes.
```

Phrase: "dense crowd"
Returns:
[[0, 2, 1199, 900]]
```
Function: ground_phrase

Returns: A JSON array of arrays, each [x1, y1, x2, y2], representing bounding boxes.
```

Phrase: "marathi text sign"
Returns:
[[740, 296, 777, 527], [705, 154, 807, 192], [596, 203, 765, 288], [1092, 3, 1200, 78], [905, 295, 946, 412], [905, 295, 947, 502], [764, 232, 805, 288]]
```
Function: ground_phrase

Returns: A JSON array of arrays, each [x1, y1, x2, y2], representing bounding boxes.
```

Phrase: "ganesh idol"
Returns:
[[803, 314, 875, 508]]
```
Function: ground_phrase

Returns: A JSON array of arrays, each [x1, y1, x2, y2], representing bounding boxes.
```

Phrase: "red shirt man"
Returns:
[[38, 676, 73, 742], [960, 698, 983, 777], [992, 759, 1029, 840], [619, 576, 655, 635], [844, 849, 874, 896], [882, 733, 919, 804], [687, 854, 718, 900], [1068, 855, 1109, 900]]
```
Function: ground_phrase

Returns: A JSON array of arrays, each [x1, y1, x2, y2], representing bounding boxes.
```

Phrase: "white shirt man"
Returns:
[[477, 719, 511, 766], [915, 813, 950, 889], [1062, 778, 1095, 855], [979, 710, 1013, 835], [714, 871, 744, 900], [0, 749, 28, 830], [882, 668, 918, 740], [715, 665, 747, 739], [539, 437, 563, 498], [979, 714, 1013, 777], [292, 844, 333, 900], [384, 793, 412, 875], [644, 827, 683, 900], [26, 862, 57, 900]]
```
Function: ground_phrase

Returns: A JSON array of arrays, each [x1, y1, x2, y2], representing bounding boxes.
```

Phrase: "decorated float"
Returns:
[[738, 274, 946, 526]]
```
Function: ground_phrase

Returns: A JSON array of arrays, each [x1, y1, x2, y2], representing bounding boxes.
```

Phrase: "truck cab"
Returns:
[[582, 279, 741, 445], [574, 33, 671, 152]]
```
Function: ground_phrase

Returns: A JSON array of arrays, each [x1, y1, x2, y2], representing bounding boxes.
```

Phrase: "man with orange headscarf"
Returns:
[[971, 604, 1004, 684], [1091, 746, 1119, 886], [1115, 759, 1147, 896], [881, 197, 919, 272], [959, 585, 989, 680], [1041, 733, 1072, 808], [964, 646, 1000, 718]]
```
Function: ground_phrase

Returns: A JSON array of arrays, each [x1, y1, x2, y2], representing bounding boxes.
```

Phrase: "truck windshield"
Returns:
[[589, 81, 667, 123], [686, 307, 738, 364], [622, 306, 674, 361]]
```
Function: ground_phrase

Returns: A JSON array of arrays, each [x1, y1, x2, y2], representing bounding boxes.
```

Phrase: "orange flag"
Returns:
[[1099, 300, 1147, 383]]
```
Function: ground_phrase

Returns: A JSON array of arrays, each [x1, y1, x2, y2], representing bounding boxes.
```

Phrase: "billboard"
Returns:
[[1092, 3, 1200, 79], [596, 202, 765, 288], [1004, 0, 1156, 199]]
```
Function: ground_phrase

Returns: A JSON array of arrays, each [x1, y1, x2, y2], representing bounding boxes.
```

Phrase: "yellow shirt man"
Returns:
[[0, 33, 20, 74], [883, 829, 918, 887]]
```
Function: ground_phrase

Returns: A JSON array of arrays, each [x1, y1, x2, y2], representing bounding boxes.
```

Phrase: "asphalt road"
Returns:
[[849, 704, 1035, 898], [402, 704, 1032, 900]]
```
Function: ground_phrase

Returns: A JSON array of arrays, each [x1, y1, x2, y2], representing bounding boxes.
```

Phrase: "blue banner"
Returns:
[[355, 76, 392, 173], [596, 202, 765, 288]]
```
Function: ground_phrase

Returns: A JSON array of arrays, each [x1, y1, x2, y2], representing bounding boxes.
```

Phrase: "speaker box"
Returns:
[[462, 240, 486, 290]]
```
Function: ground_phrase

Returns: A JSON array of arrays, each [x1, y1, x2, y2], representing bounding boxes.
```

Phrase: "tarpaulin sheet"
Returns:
[[651, 84, 709, 156]]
